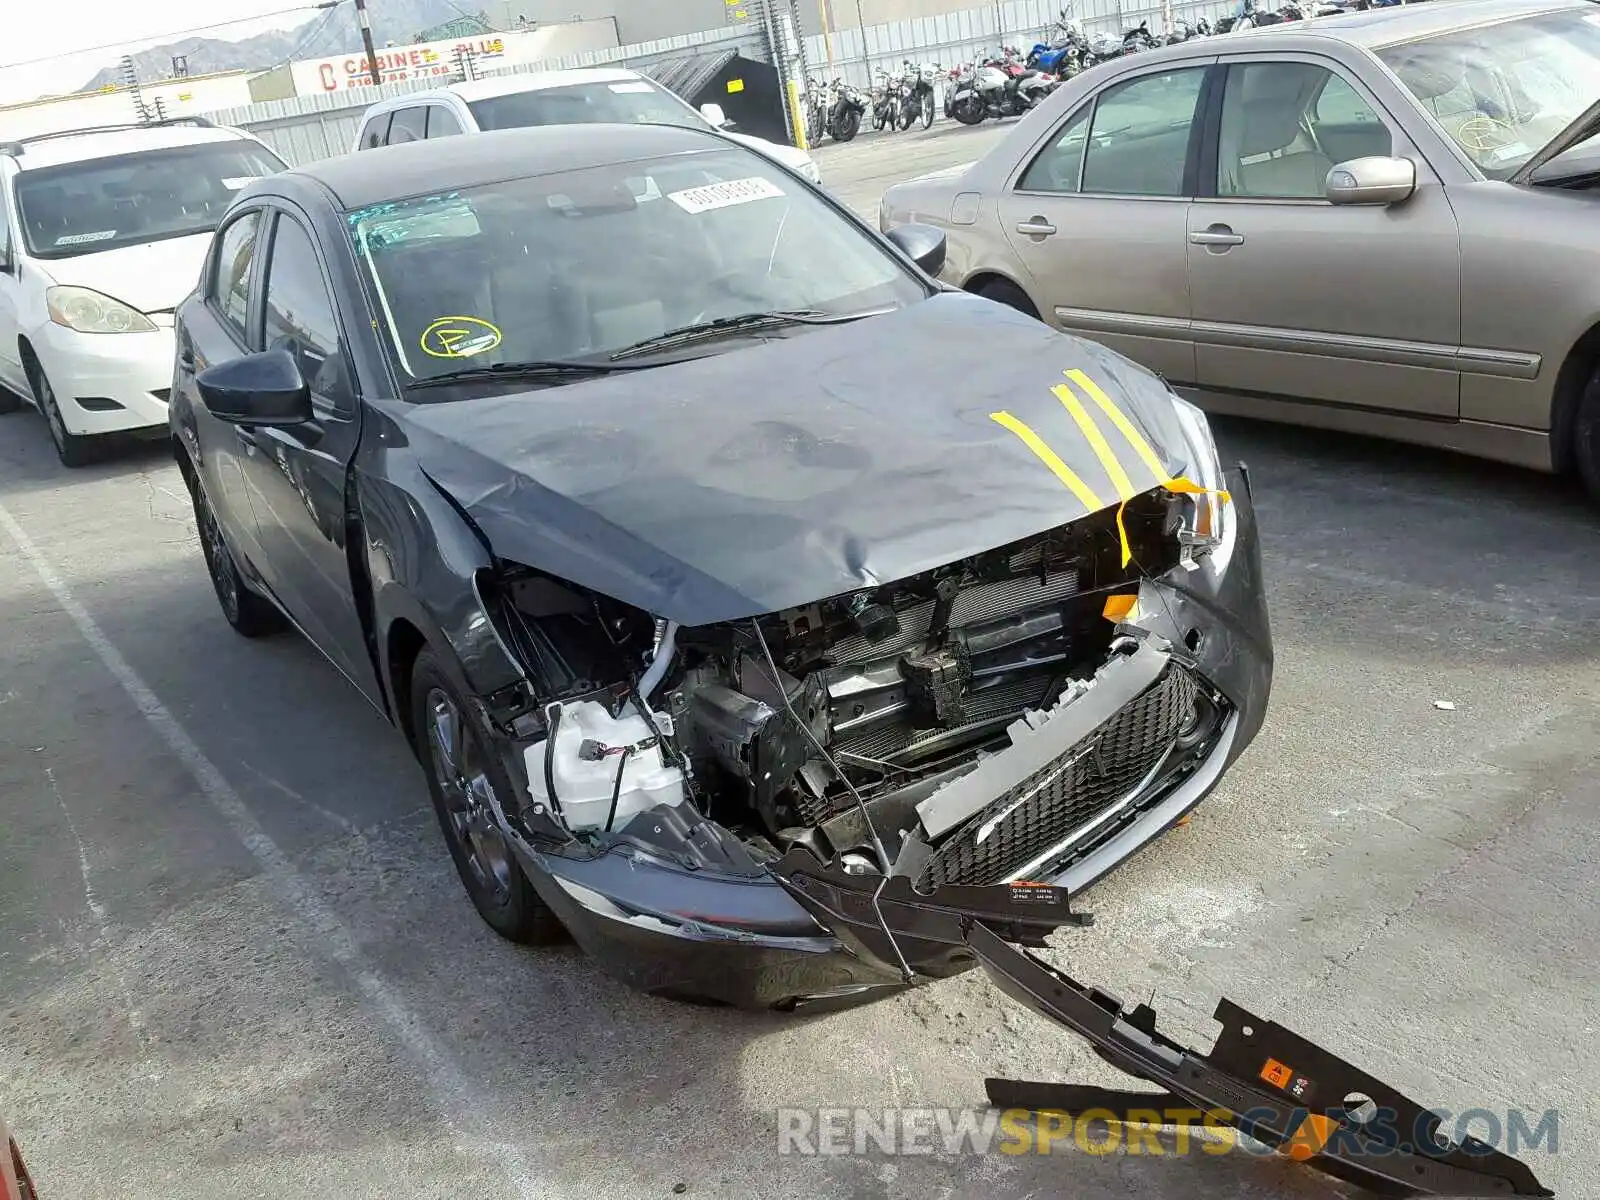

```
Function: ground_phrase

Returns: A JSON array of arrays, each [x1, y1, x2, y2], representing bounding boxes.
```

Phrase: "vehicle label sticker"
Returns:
[[1259, 1058, 1294, 1089], [54, 230, 117, 246], [222, 176, 261, 190], [667, 176, 785, 214], [421, 315, 502, 358], [609, 81, 655, 93]]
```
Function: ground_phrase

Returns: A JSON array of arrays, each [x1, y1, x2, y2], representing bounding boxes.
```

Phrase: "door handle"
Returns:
[[1190, 226, 1245, 247], [1016, 217, 1057, 237]]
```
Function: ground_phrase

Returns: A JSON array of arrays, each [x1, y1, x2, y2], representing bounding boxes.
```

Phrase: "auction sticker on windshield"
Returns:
[[667, 177, 785, 214], [55, 230, 117, 246]]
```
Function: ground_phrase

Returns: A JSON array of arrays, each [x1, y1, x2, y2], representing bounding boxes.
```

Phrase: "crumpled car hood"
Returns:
[[402, 291, 1194, 625]]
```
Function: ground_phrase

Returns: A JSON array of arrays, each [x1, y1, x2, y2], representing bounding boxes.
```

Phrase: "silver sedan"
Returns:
[[880, 0, 1600, 498]]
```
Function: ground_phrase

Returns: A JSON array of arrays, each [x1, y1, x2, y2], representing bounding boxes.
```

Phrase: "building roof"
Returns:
[[288, 120, 735, 208]]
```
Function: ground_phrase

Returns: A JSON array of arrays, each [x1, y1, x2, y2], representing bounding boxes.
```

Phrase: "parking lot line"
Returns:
[[0, 496, 557, 1200]]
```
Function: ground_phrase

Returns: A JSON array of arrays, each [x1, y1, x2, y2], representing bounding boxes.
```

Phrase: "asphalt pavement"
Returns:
[[1, 118, 1597, 1199]]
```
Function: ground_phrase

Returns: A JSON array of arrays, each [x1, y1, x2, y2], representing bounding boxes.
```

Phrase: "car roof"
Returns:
[[292, 120, 734, 209], [1147, 0, 1587, 54], [5, 122, 256, 171], [369, 66, 649, 111]]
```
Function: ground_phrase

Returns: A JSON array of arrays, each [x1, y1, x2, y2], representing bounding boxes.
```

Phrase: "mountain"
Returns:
[[79, 1, 482, 92]]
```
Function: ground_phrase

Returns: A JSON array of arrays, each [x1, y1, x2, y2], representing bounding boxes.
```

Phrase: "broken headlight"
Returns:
[[1169, 394, 1235, 575]]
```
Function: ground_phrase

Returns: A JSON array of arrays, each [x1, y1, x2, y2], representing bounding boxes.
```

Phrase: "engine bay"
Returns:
[[489, 486, 1218, 885]]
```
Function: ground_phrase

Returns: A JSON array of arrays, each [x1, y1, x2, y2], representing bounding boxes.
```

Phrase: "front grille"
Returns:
[[916, 666, 1200, 890]]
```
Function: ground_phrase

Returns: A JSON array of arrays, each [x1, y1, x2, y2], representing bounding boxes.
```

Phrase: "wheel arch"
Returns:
[[962, 271, 1042, 319], [1549, 317, 1600, 476]]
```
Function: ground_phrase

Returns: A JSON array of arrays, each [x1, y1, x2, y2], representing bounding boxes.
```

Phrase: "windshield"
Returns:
[[1376, 8, 1600, 179], [467, 80, 706, 132], [14, 139, 288, 260], [349, 145, 926, 386]]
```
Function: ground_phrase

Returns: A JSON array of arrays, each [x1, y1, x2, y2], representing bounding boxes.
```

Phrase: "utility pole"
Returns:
[[354, 0, 383, 87], [816, 0, 836, 78]]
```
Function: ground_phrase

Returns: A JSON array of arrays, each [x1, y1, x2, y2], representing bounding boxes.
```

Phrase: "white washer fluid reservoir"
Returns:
[[524, 700, 687, 833]]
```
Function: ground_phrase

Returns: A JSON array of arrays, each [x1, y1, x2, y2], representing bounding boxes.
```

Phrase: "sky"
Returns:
[[0, 0, 322, 106]]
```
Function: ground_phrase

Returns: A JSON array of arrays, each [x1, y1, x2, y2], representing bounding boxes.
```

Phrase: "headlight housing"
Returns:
[[1169, 393, 1235, 575], [46, 286, 157, 335]]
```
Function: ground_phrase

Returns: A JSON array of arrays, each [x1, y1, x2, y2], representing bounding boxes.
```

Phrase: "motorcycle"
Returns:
[[1121, 19, 1159, 52], [804, 75, 828, 146], [1086, 28, 1126, 61], [824, 76, 867, 142], [898, 60, 938, 131], [1163, 16, 1204, 43], [870, 67, 900, 131], [1026, 10, 1090, 76], [948, 48, 1054, 125]]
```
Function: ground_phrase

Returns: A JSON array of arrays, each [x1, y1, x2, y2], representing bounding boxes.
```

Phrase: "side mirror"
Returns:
[[885, 222, 948, 277], [1326, 156, 1416, 205], [699, 102, 729, 128], [196, 348, 312, 426]]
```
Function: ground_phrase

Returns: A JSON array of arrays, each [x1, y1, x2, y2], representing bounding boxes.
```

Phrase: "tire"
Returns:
[[953, 98, 986, 125], [1574, 369, 1600, 504], [921, 92, 935, 129], [977, 277, 1042, 320], [834, 107, 861, 142], [410, 647, 565, 946], [190, 474, 287, 638], [26, 358, 95, 468], [807, 108, 825, 148]]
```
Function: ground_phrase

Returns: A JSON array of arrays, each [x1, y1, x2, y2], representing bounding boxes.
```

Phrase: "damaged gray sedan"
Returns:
[[168, 123, 1272, 1008]]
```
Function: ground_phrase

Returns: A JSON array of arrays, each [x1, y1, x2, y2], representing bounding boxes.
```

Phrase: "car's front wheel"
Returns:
[[26, 359, 94, 468], [191, 477, 285, 637], [409, 647, 565, 946]]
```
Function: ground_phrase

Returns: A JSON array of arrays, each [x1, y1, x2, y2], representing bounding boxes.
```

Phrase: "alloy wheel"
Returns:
[[425, 688, 514, 903], [195, 489, 241, 624]]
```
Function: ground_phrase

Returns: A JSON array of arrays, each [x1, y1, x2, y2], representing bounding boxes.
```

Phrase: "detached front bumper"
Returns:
[[34, 319, 174, 437]]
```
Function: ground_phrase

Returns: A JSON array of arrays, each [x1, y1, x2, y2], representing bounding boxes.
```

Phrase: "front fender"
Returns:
[[355, 445, 524, 718]]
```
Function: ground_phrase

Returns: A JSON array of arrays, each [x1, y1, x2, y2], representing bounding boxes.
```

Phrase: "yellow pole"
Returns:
[[788, 78, 809, 150], [817, 0, 837, 75]]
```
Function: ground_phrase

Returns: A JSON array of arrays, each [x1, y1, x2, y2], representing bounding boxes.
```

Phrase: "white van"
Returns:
[[0, 119, 288, 466], [351, 68, 822, 184]]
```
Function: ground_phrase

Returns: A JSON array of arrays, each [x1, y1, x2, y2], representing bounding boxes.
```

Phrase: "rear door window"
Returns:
[[358, 113, 392, 149], [1079, 67, 1207, 197], [427, 105, 465, 138], [387, 107, 428, 145]]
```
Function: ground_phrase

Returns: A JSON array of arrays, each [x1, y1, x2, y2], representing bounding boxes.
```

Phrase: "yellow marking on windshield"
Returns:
[[421, 315, 502, 359]]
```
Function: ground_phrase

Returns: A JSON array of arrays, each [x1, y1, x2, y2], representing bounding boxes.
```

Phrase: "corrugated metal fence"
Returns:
[[212, 0, 1239, 164], [812, 0, 1234, 87]]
